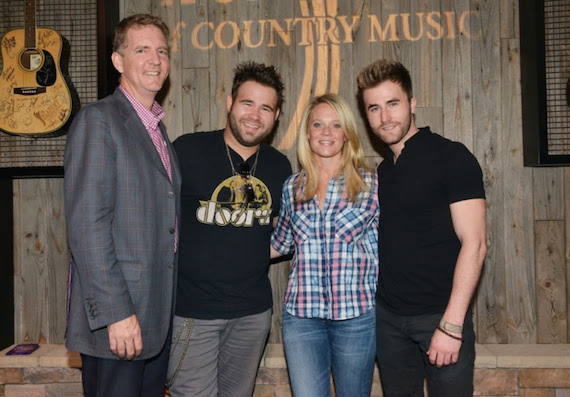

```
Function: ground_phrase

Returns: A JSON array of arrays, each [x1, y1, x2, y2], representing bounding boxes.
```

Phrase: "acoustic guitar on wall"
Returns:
[[0, 0, 78, 136]]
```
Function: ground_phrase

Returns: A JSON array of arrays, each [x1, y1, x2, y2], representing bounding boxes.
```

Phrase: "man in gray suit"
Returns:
[[64, 14, 180, 397]]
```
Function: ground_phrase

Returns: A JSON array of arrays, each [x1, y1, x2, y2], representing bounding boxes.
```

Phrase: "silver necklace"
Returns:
[[224, 140, 259, 177]]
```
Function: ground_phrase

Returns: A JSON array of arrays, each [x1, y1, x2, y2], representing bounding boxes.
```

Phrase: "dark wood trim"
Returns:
[[0, 177, 14, 349], [0, 167, 64, 179], [97, 0, 120, 99], [520, 0, 570, 166]]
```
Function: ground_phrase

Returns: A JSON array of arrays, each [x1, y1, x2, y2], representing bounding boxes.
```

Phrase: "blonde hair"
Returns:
[[295, 93, 370, 203]]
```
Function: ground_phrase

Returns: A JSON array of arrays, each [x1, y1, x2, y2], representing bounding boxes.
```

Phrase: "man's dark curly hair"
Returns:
[[231, 62, 285, 112]]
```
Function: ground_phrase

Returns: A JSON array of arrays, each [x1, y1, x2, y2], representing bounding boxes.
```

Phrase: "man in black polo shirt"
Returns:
[[167, 62, 292, 397], [357, 59, 487, 396]]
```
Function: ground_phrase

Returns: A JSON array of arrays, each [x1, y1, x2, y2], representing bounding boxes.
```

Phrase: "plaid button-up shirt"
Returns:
[[271, 169, 379, 320]]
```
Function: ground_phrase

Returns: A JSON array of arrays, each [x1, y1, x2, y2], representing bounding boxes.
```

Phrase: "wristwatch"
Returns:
[[439, 319, 463, 333]]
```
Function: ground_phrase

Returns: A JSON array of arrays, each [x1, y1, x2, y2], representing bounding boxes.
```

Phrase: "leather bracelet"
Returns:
[[436, 325, 463, 341], [439, 319, 463, 333]]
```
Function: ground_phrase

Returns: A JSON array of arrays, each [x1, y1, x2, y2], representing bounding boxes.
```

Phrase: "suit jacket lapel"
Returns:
[[114, 89, 172, 182]]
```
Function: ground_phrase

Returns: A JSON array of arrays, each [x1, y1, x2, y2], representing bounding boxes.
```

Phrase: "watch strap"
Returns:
[[439, 319, 463, 333]]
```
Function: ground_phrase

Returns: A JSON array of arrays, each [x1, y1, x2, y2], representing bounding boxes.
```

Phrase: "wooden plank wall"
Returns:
[[13, 179, 68, 344], [9, 0, 570, 345]]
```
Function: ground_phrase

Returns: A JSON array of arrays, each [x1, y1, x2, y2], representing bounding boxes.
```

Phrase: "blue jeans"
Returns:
[[282, 309, 376, 397], [376, 304, 476, 397]]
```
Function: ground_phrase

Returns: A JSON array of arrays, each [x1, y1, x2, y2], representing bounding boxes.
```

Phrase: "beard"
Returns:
[[228, 113, 274, 148], [377, 109, 414, 146]]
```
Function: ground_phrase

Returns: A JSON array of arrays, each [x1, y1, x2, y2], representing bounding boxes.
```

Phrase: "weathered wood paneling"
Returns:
[[8, 0, 570, 347], [179, 68, 211, 137], [565, 168, 570, 342], [500, 0, 519, 40], [268, 261, 290, 343], [470, 0, 507, 343], [497, 38, 535, 344], [440, 0, 473, 145], [533, 168, 565, 221], [411, 0, 443, 110], [157, 0, 184, 139], [13, 179, 67, 344], [535, 221, 566, 343]]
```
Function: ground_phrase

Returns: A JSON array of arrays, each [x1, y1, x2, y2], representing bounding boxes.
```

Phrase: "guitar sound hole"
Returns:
[[20, 48, 43, 72]]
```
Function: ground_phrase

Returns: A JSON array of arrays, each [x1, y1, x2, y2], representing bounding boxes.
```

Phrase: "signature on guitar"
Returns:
[[0, 0, 78, 136]]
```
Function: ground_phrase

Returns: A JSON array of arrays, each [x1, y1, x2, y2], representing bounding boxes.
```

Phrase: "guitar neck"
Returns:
[[24, 0, 36, 48]]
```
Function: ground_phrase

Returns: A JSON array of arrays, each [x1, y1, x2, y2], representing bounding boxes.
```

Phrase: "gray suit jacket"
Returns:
[[64, 88, 181, 360]]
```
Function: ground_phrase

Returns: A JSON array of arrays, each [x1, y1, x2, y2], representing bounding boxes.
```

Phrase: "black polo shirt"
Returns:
[[376, 127, 485, 315]]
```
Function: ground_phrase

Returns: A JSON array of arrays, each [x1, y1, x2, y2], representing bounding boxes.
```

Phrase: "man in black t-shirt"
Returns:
[[167, 62, 292, 397], [357, 59, 487, 396]]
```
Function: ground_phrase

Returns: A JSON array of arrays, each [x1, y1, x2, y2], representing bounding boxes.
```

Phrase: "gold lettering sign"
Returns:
[[184, 11, 480, 50], [162, 0, 481, 149]]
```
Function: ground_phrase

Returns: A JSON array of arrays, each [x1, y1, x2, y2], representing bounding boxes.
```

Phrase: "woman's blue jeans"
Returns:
[[282, 309, 376, 397]]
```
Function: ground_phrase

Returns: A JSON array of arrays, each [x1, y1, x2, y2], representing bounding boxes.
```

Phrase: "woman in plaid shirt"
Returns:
[[271, 93, 379, 397]]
